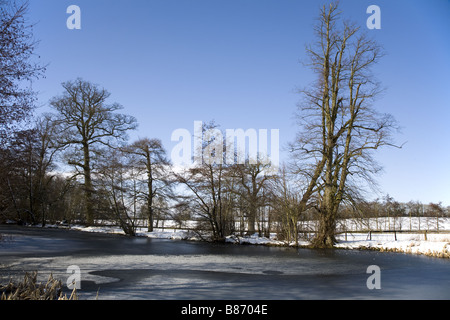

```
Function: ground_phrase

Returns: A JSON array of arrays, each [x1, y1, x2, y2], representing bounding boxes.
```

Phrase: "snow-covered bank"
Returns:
[[335, 232, 450, 258], [225, 231, 450, 259], [39, 223, 450, 259]]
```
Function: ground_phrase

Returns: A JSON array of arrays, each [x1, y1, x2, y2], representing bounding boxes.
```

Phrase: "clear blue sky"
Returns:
[[27, 0, 450, 205]]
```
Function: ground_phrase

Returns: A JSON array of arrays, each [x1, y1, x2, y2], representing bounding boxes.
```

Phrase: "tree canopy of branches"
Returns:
[[50, 78, 137, 225], [126, 138, 172, 232], [232, 160, 273, 235], [0, 0, 45, 141], [0, 0, 46, 224], [174, 122, 234, 241], [290, 2, 399, 247]]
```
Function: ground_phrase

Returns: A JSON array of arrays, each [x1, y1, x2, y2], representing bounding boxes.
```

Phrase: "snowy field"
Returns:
[[41, 217, 450, 259]]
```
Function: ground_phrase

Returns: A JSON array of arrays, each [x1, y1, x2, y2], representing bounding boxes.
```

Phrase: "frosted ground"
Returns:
[[63, 217, 450, 259]]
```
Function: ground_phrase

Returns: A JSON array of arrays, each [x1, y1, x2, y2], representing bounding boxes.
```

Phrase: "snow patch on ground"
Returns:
[[41, 223, 450, 258], [334, 232, 450, 258]]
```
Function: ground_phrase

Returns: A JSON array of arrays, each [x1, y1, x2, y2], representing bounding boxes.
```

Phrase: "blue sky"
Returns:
[[27, 0, 450, 205]]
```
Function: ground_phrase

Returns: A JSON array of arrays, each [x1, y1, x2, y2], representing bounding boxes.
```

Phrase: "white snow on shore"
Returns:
[[43, 217, 450, 258], [334, 232, 450, 258]]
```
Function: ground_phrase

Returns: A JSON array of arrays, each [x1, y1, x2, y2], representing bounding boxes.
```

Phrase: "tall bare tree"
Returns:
[[50, 78, 137, 225], [290, 2, 399, 247]]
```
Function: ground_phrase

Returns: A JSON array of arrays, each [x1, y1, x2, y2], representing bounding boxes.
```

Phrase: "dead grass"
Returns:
[[0, 271, 78, 300]]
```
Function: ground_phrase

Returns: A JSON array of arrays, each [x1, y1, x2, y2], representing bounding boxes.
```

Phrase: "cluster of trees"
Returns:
[[339, 196, 449, 228], [0, 82, 297, 242], [352, 196, 449, 220], [0, 77, 173, 236], [2, 2, 445, 247]]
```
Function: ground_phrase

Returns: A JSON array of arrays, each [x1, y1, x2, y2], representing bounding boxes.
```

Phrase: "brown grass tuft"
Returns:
[[0, 271, 78, 300]]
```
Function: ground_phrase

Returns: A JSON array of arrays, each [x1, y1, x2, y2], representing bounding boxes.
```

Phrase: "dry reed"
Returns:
[[0, 271, 78, 300]]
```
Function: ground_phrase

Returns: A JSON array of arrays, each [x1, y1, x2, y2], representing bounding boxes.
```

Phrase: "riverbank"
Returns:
[[334, 234, 450, 258], [34, 223, 450, 259], [3, 224, 450, 300]]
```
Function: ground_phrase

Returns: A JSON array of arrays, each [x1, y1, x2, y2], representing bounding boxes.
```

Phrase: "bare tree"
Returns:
[[0, 115, 73, 225], [427, 202, 445, 232], [174, 121, 235, 241], [126, 138, 172, 232], [0, 0, 45, 141], [32, 114, 63, 226], [50, 78, 137, 225], [0, 0, 45, 223], [171, 201, 192, 229], [96, 148, 139, 236], [406, 200, 422, 231], [290, 2, 399, 247], [269, 165, 304, 246], [232, 160, 273, 235], [0, 129, 38, 223]]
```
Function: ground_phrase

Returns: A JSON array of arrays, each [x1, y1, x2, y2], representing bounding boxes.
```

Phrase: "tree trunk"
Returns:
[[247, 202, 257, 235], [147, 196, 153, 232], [313, 209, 337, 248], [83, 143, 94, 226]]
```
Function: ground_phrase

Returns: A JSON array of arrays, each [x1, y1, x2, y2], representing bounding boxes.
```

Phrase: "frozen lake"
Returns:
[[1, 225, 449, 300]]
